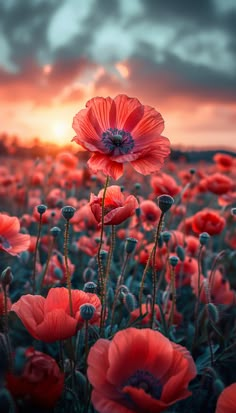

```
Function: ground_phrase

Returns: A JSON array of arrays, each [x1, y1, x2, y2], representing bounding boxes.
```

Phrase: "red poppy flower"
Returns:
[[215, 383, 236, 413], [43, 251, 75, 286], [192, 209, 226, 236], [150, 173, 180, 197], [166, 256, 198, 287], [138, 242, 165, 271], [77, 235, 108, 257], [87, 327, 196, 413], [213, 153, 234, 172], [70, 203, 98, 231], [130, 303, 182, 327], [56, 151, 78, 168], [90, 185, 138, 226], [191, 270, 235, 305], [72, 95, 170, 179], [139, 200, 161, 231], [11, 287, 101, 342], [0, 213, 30, 256], [205, 173, 234, 195], [7, 347, 64, 408]]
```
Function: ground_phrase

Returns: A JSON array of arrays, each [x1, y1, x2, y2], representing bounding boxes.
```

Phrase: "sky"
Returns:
[[0, 0, 236, 149]]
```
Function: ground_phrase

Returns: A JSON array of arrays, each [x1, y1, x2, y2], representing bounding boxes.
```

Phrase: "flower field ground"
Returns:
[[0, 97, 236, 413]]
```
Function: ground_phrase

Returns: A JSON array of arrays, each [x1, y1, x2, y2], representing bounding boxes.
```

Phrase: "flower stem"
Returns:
[[38, 238, 54, 293], [100, 225, 115, 335], [168, 266, 176, 328], [97, 176, 109, 321], [139, 212, 164, 316], [32, 214, 43, 294], [64, 219, 73, 317]]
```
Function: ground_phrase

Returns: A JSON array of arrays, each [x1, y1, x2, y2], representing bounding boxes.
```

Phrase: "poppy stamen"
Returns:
[[124, 369, 163, 399], [102, 128, 134, 155]]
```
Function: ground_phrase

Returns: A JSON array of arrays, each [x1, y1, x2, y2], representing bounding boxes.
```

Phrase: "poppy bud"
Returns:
[[158, 234, 163, 248], [157, 195, 174, 213], [83, 267, 95, 282], [1, 267, 13, 289], [125, 237, 138, 254], [50, 226, 61, 238], [37, 204, 47, 215], [54, 267, 63, 280], [231, 207, 236, 216], [56, 252, 64, 265], [213, 378, 225, 396], [100, 250, 108, 266], [176, 245, 185, 262], [83, 281, 97, 293], [199, 232, 210, 246], [124, 293, 136, 312], [61, 205, 76, 220], [134, 182, 141, 190], [169, 256, 179, 267], [79, 303, 96, 321], [162, 231, 171, 244], [56, 200, 64, 208], [120, 185, 125, 192], [20, 251, 30, 264], [107, 287, 115, 307], [189, 168, 196, 175]]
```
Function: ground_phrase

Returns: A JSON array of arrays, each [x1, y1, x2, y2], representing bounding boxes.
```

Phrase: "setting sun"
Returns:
[[52, 121, 69, 141]]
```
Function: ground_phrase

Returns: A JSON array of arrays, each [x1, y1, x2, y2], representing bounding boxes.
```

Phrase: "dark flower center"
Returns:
[[146, 212, 156, 221], [124, 369, 163, 399], [102, 128, 134, 155], [0, 235, 11, 249]]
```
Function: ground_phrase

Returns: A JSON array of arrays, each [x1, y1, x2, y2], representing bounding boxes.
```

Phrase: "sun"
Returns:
[[52, 121, 68, 143]]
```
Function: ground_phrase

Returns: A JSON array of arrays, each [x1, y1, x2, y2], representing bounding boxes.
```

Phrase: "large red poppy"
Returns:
[[0, 213, 30, 256], [72, 95, 170, 179], [215, 383, 236, 413], [87, 327, 196, 413], [11, 287, 101, 342]]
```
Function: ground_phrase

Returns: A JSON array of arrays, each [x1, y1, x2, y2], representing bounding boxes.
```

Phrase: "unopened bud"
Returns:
[[125, 238, 138, 254], [50, 226, 61, 238], [199, 232, 210, 246], [61, 205, 76, 220], [1, 267, 13, 288], [37, 204, 47, 215], [176, 245, 185, 262], [83, 281, 97, 293], [157, 195, 174, 213], [80, 303, 96, 321], [169, 256, 179, 267]]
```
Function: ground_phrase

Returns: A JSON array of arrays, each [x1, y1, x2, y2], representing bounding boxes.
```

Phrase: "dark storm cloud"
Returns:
[[0, 0, 62, 66], [140, 0, 216, 24]]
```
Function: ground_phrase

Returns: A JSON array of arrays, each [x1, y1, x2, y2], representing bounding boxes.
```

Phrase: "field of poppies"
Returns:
[[0, 95, 236, 413]]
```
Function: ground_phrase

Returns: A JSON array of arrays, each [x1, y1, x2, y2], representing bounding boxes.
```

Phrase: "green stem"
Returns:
[[32, 214, 43, 294], [168, 266, 176, 328], [64, 219, 73, 317], [139, 212, 164, 316], [97, 176, 109, 319], [39, 238, 54, 293], [150, 212, 165, 328], [100, 225, 115, 335]]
